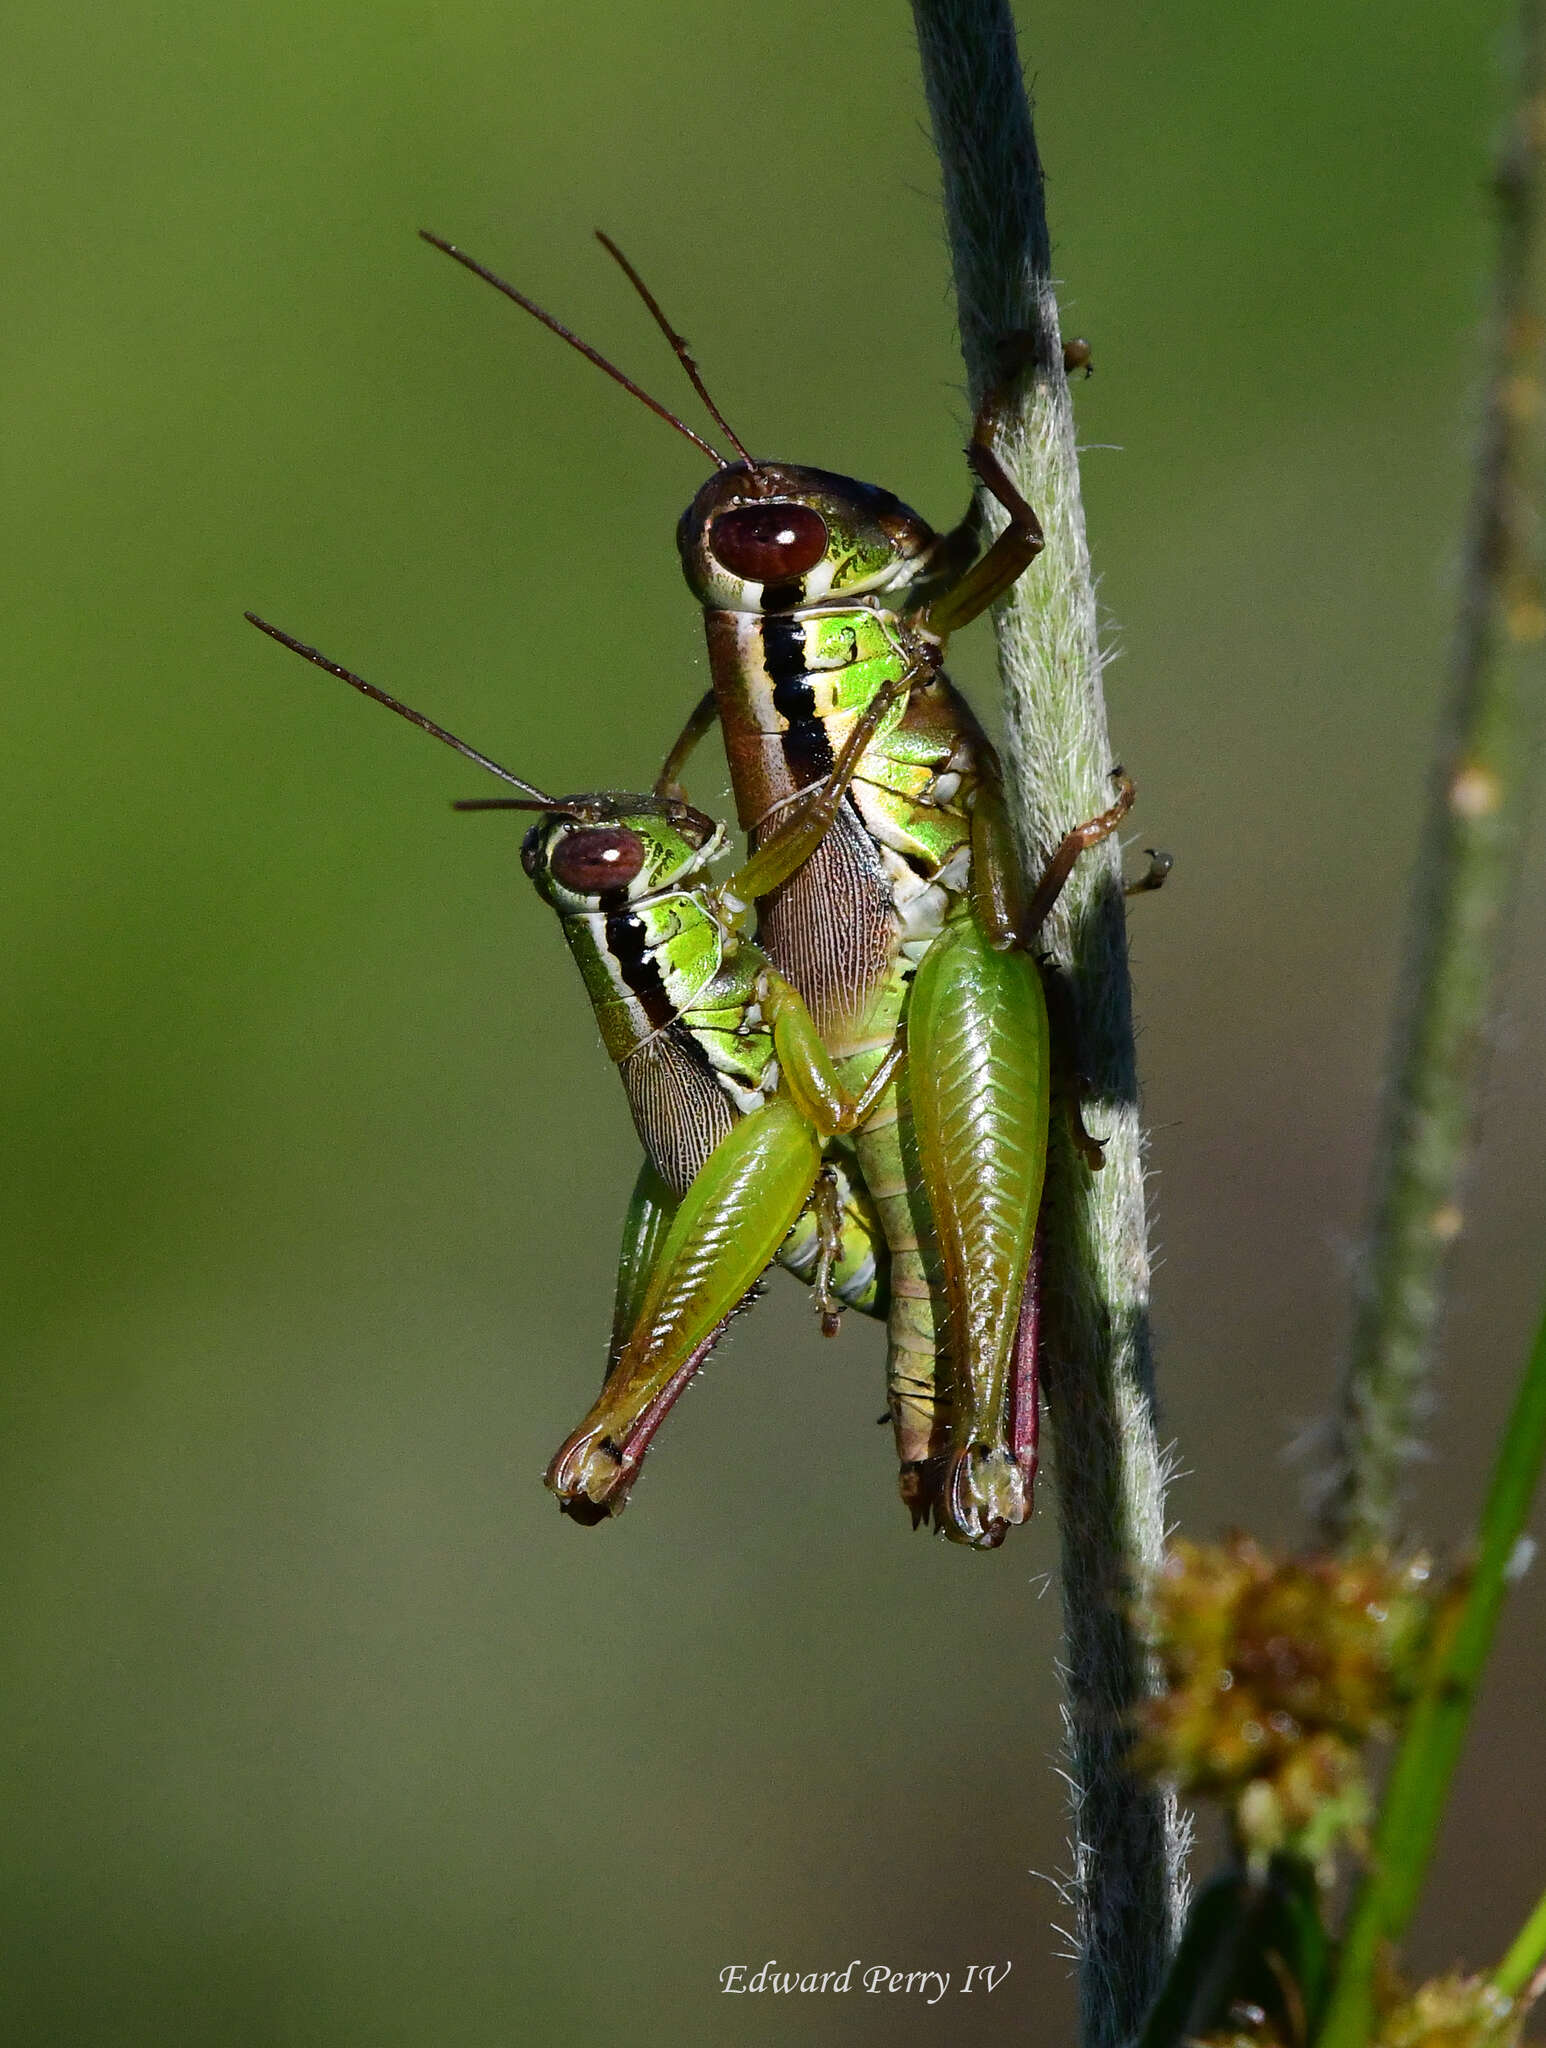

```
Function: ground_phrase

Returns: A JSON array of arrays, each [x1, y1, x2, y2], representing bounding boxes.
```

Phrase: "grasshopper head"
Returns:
[[520, 794, 724, 913], [677, 460, 938, 614]]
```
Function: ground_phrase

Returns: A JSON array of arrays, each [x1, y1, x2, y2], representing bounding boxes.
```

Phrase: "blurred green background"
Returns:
[[5, 1, 1544, 2041]]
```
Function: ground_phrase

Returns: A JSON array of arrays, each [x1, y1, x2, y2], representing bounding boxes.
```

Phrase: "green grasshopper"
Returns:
[[245, 612, 919, 1521], [419, 231, 1152, 1547]]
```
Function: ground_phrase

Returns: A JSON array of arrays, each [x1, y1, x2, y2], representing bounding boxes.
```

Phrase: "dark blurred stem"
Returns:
[[1317, 1292, 1546, 2048], [910, 5, 1184, 2043], [1320, 0, 1546, 1552]]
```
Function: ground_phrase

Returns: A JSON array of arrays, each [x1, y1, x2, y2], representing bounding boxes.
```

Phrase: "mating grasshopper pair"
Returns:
[[251, 230, 1154, 1548]]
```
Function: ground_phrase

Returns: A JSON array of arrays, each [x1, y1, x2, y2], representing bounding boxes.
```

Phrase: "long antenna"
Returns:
[[244, 613, 564, 807], [419, 231, 728, 468], [593, 231, 752, 465]]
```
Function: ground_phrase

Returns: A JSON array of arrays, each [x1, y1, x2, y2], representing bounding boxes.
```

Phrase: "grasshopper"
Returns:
[[246, 612, 918, 1521], [420, 231, 1153, 1547]]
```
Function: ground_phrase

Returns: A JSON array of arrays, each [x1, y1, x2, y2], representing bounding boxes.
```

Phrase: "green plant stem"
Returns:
[[909, 5, 1184, 2043], [1321, 0, 1546, 1552], [1316, 1296, 1546, 2048], [1495, 1881, 1546, 2001]]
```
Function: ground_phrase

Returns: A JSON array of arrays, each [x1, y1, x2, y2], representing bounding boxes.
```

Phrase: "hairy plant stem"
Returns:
[[1321, 0, 1546, 1552], [910, 4, 1184, 2041], [1317, 1291, 1546, 2048]]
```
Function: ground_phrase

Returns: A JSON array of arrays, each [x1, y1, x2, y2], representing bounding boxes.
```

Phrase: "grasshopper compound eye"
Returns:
[[549, 826, 647, 894], [708, 503, 828, 582]]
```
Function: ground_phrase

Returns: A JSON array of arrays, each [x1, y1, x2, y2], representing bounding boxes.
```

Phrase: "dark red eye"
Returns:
[[549, 827, 646, 894], [708, 503, 828, 582]]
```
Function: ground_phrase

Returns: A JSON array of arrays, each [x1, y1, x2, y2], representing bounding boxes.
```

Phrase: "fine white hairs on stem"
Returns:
[[911, 4, 1186, 2046]]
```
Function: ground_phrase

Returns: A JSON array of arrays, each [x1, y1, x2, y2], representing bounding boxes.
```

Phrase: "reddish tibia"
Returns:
[[1009, 1225, 1044, 1500], [544, 1323, 727, 1521]]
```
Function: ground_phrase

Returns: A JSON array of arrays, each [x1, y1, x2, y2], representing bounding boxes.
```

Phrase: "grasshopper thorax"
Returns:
[[677, 461, 939, 615], [521, 794, 724, 915]]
